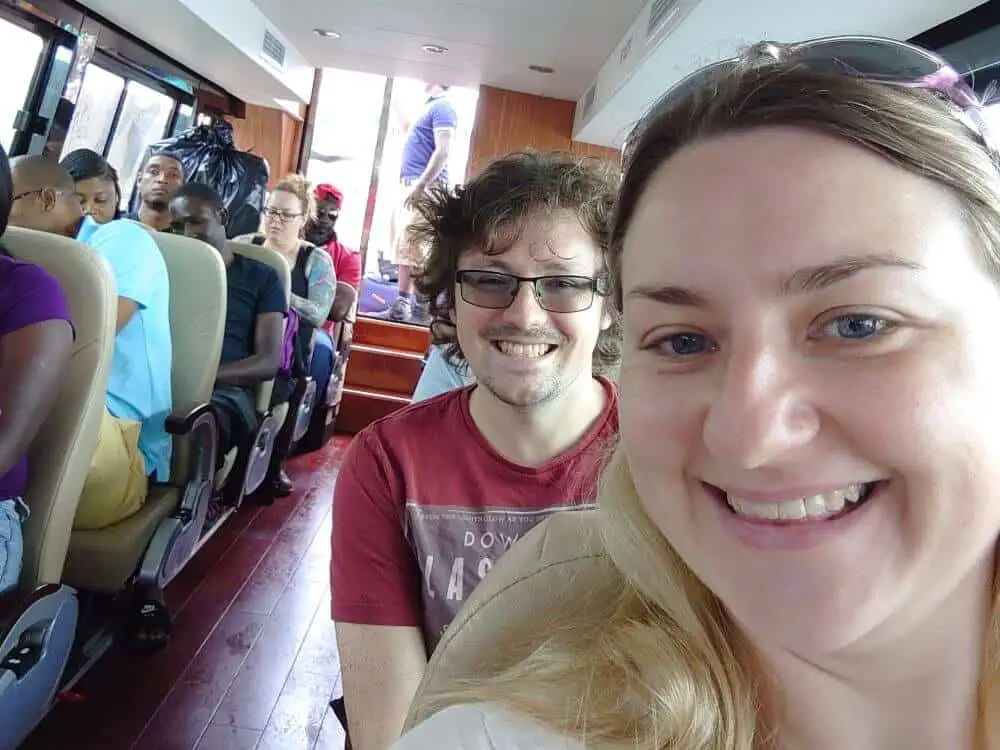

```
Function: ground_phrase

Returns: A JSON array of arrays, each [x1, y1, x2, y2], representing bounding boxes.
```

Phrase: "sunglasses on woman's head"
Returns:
[[623, 35, 994, 167]]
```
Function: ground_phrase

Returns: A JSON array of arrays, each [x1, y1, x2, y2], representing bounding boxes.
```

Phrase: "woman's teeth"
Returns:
[[726, 482, 870, 522]]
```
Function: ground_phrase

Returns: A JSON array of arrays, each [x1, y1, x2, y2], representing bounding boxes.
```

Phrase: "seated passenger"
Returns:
[[60, 148, 123, 224], [411, 344, 473, 402], [304, 183, 361, 409], [9, 156, 173, 531], [130, 152, 185, 231], [0, 144, 73, 593], [236, 174, 336, 495], [331, 151, 621, 748], [168, 184, 285, 465]]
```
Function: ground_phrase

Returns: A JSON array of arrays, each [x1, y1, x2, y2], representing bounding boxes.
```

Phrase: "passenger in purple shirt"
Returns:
[[0, 143, 73, 499], [0, 144, 73, 590]]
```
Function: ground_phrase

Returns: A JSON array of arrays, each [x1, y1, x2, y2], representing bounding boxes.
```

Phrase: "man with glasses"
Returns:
[[8, 156, 172, 535], [331, 151, 621, 749]]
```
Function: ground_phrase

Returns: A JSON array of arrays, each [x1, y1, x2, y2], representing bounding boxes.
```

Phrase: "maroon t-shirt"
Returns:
[[331, 377, 618, 652]]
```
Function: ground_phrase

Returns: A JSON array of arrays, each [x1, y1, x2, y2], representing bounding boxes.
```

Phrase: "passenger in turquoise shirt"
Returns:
[[8, 156, 173, 485], [76, 215, 173, 479], [412, 344, 473, 402]]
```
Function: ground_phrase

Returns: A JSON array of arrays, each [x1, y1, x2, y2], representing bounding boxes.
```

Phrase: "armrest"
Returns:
[[163, 402, 219, 494], [165, 402, 217, 435], [0, 584, 60, 630]]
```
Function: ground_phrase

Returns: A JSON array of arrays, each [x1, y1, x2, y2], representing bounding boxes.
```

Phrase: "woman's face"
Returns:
[[619, 126, 1000, 656], [75, 176, 117, 224], [263, 189, 306, 248]]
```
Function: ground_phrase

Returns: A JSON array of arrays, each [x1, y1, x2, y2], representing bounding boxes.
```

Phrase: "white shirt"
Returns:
[[394, 703, 584, 749]]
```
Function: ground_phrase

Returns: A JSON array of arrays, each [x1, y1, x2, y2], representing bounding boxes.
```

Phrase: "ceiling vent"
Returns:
[[261, 30, 286, 68], [618, 34, 634, 66], [582, 83, 597, 118]]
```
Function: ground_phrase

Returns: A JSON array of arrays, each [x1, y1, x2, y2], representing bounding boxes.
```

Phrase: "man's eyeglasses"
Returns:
[[455, 270, 609, 313], [263, 208, 302, 222]]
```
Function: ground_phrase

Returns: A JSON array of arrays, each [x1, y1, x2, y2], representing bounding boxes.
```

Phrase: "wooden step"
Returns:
[[345, 343, 425, 396], [354, 317, 430, 355], [337, 387, 412, 435]]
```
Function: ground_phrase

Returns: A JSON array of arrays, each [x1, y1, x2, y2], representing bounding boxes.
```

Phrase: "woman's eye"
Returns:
[[820, 314, 893, 341], [650, 332, 715, 358]]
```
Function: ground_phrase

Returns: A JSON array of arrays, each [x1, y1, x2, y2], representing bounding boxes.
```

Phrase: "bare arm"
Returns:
[[116, 297, 139, 332], [329, 282, 358, 324], [290, 249, 336, 327], [216, 311, 283, 386], [336, 622, 428, 750], [412, 129, 454, 195], [0, 321, 73, 479]]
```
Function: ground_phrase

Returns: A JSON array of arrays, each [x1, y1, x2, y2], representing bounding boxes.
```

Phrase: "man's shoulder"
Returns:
[[90, 219, 161, 257], [358, 387, 470, 448], [232, 254, 279, 283]]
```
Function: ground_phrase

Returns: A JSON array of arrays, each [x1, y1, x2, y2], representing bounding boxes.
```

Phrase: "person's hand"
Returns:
[[404, 183, 426, 209]]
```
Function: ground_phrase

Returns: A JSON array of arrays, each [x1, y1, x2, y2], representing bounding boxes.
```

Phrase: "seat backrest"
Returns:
[[3, 226, 116, 587], [403, 509, 619, 730], [143, 230, 226, 479], [227, 240, 291, 410]]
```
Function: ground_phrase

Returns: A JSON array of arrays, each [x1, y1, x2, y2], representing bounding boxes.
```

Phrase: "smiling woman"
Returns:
[[395, 36, 1000, 750]]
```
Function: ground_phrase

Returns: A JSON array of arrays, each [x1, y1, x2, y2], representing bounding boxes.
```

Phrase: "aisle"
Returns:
[[25, 437, 351, 750]]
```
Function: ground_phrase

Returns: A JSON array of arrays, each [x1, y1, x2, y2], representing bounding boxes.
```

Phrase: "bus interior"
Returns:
[[2, 0, 1000, 747]]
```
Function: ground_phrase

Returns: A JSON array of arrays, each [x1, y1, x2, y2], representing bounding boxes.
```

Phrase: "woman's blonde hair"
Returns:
[[271, 173, 315, 221], [411, 52, 1000, 749]]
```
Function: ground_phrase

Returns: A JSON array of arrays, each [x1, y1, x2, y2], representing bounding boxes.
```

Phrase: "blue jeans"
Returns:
[[310, 331, 335, 406], [0, 498, 27, 593]]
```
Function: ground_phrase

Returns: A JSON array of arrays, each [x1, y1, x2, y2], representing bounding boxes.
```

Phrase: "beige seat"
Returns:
[[62, 229, 226, 593], [0, 226, 116, 748], [403, 509, 616, 732], [215, 240, 291, 499]]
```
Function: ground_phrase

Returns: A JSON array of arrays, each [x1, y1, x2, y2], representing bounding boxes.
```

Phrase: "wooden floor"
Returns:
[[25, 436, 352, 750]]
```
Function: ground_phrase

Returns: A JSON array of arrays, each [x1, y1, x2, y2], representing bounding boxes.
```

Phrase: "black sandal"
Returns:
[[121, 597, 172, 653]]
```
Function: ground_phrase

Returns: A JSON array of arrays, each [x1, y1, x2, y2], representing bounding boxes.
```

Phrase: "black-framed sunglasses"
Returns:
[[624, 35, 993, 167], [455, 269, 610, 313]]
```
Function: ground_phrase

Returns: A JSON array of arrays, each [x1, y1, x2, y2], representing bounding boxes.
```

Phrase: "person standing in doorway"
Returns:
[[381, 84, 457, 324]]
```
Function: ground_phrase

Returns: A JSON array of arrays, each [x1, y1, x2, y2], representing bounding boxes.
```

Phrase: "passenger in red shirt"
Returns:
[[331, 151, 622, 749], [304, 183, 362, 325]]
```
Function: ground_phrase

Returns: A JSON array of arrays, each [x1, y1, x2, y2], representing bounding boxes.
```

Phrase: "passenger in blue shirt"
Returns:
[[9, 156, 173, 531], [412, 344, 473, 402]]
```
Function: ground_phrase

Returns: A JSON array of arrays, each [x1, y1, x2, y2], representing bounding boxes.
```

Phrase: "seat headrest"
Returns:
[[227, 240, 291, 304], [2, 226, 116, 586], [404, 509, 618, 730], [144, 229, 227, 413]]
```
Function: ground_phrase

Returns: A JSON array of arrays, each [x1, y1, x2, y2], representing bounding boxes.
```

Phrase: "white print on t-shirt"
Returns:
[[403, 501, 596, 651]]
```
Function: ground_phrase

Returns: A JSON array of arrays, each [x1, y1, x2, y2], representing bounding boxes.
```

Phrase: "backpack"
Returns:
[[280, 307, 300, 375]]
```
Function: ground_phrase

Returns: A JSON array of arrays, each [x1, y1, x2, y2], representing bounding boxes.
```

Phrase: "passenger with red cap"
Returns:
[[303, 183, 362, 418]]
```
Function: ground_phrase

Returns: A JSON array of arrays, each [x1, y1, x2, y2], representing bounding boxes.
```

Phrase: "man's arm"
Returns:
[[329, 281, 357, 323], [331, 432, 428, 749], [215, 312, 283, 386], [336, 623, 428, 750], [407, 130, 454, 206]]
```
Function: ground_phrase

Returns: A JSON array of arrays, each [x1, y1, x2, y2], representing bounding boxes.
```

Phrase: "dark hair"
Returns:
[[411, 150, 622, 377], [60, 148, 122, 212], [145, 150, 185, 177], [0, 144, 10, 237], [170, 181, 225, 217]]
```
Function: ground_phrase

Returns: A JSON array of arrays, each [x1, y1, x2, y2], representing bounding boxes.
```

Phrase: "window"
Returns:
[[106, 81, 176, 205], [0, 18, 44, 152]]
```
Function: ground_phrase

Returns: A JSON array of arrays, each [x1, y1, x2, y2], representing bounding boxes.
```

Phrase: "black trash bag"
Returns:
[[129, 120, 269, 238]]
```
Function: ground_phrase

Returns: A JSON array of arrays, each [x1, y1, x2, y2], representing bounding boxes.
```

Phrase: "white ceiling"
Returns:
[[574, 0, 988, 147], [251, 0, 649, 100]]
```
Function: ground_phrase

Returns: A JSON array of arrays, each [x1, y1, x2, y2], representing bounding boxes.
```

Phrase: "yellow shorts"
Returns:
[[393, 181, 430, 269], [73, 409, 149, 530]]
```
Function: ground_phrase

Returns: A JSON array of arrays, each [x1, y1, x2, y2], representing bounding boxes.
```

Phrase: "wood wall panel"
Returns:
[[226, 104, 304, 187], [467, 86, 620, 176]]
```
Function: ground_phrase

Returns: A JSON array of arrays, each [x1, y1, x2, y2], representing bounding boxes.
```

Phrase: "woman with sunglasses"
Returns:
[[394, 37, 1000, 749]]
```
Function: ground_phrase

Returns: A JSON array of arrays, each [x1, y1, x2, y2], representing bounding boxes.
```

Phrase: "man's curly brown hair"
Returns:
[[409, 150, 622, 378]]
